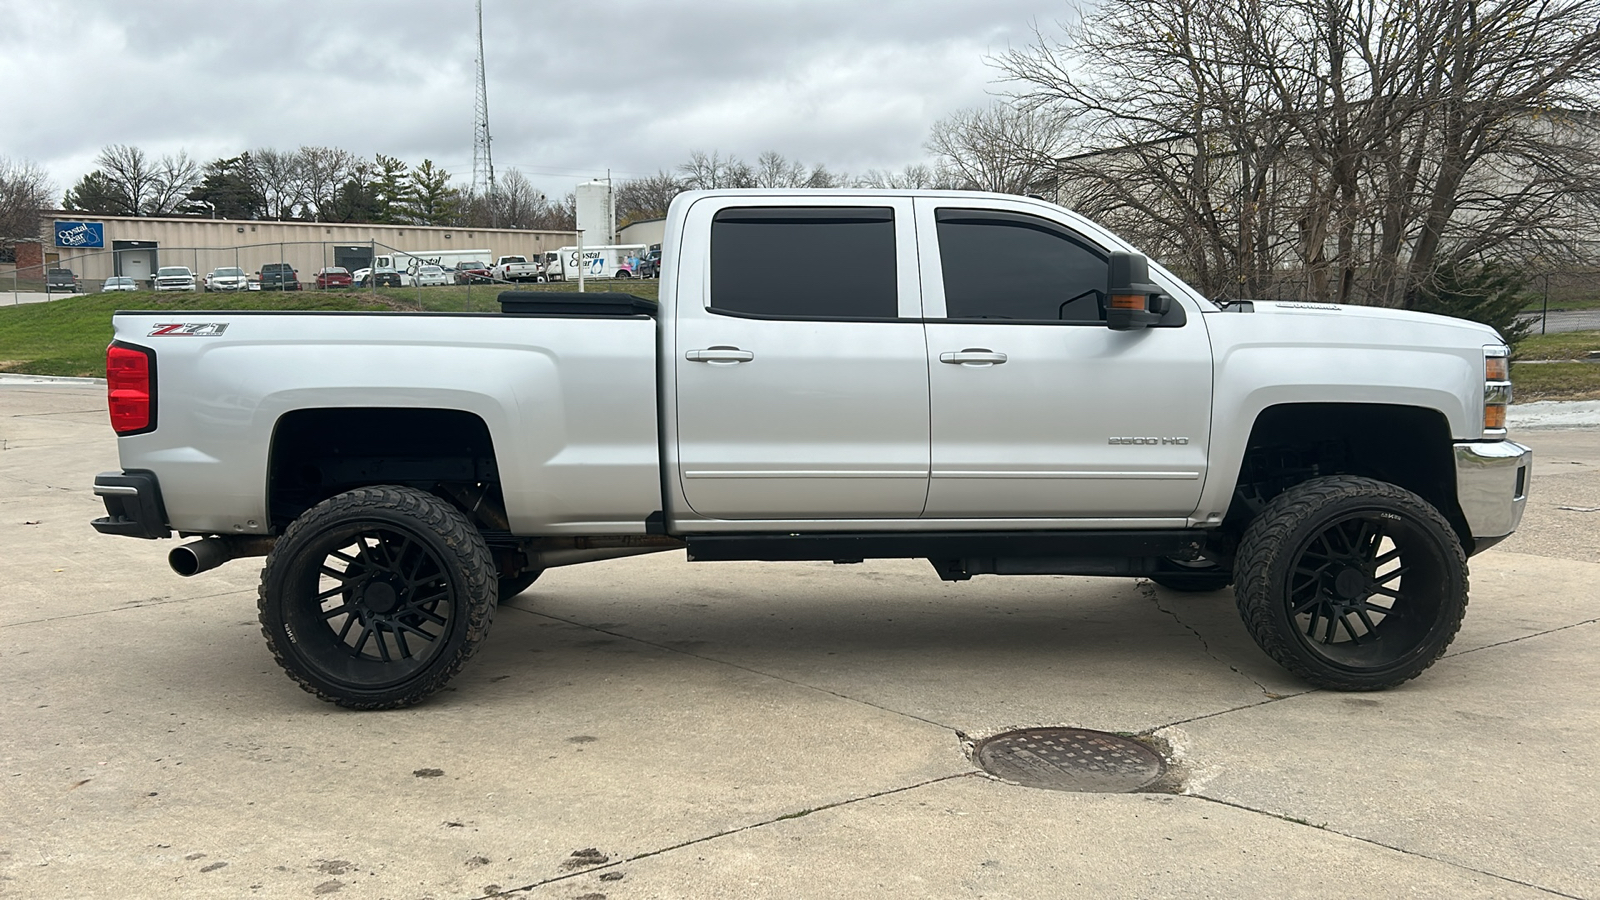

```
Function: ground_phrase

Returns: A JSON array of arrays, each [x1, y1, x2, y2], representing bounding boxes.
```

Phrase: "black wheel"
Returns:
[[615, 270, 632, 279], [1235, 475, 1467, 691], [498, 569, 542, 603], [1149, 558, 1233, 593], [258, 485, 496, 709]]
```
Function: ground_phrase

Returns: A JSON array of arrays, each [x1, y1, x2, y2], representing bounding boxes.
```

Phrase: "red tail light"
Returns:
[[107, 343, 155, 434]]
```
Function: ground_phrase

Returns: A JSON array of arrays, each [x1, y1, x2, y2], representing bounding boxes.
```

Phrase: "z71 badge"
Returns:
[[149, 323, 230, 337]]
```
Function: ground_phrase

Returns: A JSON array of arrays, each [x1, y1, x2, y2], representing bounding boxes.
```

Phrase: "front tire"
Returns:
[[1235, 476, 1467, 691], [258, 485, 496, 709]]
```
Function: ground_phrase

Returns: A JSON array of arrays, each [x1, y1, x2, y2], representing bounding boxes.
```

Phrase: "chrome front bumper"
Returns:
[[1454, 440, 1532, 551]]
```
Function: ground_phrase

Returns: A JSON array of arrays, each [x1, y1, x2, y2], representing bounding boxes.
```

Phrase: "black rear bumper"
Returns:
[[91, 470, 170, 539]]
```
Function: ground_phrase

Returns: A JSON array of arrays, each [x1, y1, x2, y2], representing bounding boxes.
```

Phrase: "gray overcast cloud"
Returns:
[[4, 0, 1074, 202]]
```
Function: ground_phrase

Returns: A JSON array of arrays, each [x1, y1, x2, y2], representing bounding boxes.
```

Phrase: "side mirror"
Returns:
[[1106, 251, 1169, 331]]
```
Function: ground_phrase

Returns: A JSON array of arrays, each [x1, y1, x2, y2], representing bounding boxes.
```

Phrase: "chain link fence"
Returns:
[[2, 239, 517, 304]]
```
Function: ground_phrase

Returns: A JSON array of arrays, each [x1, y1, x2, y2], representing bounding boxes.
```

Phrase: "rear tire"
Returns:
[[1234, 476, 1467, 691], [259, 485, 496, 709]]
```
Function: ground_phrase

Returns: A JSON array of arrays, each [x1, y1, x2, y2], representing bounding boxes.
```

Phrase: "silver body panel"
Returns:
[[111, 313, 661, 535]]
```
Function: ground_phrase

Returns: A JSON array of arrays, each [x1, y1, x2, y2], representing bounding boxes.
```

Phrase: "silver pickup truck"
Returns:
[[92, 189, 1531, 709]]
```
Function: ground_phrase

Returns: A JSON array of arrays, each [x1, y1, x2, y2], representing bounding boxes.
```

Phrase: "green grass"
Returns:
[[1513, 329, 1600, 361], [1522, 294, 1600, 312], [1511, 361, 1600, 401], [0, 283, 660, 378]]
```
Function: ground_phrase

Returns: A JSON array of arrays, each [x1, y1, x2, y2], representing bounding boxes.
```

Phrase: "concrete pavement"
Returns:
[[2, 382, 1596, 899]]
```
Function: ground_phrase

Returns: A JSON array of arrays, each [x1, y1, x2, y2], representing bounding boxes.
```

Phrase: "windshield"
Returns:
[[420, 266, 442, 273], [214, 268, 244, 277], [157, 267, 189, 276], [327, 267, 348, 274]]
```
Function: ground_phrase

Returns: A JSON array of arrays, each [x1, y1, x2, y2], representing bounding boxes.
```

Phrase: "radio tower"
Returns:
[[472, 0, 497, 224]]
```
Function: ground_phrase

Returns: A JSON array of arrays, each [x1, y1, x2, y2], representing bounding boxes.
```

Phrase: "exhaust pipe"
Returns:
[[169, 536, 276, 577]]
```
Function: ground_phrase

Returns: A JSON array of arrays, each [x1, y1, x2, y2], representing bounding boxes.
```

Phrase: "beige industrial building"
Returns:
[[14, 212, 578, 287]]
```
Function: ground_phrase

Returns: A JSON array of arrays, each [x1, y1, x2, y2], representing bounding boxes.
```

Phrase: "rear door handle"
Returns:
[[686, 347, 755, 363], [939, 350, 1007, 366]]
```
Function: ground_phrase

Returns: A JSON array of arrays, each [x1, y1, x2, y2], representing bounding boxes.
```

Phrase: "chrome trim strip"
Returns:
[[683, 470, 927, 479], [93, 485, 141, 496], [932, 470, 1201, 480]]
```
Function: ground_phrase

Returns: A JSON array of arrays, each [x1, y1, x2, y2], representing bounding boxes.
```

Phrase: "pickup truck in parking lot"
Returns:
[[490, 255, 541, 283], [92, 189, 1531, 710]]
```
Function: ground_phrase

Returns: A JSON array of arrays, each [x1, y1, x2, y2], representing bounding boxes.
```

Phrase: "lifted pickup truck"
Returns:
[[92, 189, 1531, 709]]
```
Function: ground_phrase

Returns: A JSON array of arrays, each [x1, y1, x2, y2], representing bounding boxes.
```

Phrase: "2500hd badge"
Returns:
[[1108, 436, 1189, 445]]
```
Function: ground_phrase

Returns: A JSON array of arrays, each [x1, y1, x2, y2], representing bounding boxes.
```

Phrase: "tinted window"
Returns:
[[936, 209, 1107, 322], [711, 207, 896, 319]]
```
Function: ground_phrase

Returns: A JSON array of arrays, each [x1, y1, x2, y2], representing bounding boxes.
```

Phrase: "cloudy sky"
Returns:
[[4, 0, 1077, 202]]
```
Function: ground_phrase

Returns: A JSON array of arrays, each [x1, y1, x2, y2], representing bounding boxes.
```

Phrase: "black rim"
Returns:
[[1284, 509, 1448, 671], [283, 521, 458, 691]]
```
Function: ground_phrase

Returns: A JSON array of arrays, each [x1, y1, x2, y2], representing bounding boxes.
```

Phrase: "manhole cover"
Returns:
[[974, 728, 1165, 793]]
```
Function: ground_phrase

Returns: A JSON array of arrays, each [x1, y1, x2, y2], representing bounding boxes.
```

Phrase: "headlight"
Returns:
[[1483, 345, 1511, 434]]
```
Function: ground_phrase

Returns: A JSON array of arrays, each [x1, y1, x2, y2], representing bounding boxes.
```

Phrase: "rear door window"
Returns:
[[710, 207, 897, 319]]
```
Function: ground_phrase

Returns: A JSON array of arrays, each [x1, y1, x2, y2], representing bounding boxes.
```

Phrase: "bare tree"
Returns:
[[616, 170, 682, 224], [253, 147, 308, 220], [0, 156, 52, 239], [925, 103, 1070, 194], [994, 0, 1600, 305], [678, 150, 754, 189], [147, 151, 202, 216], [76, 144, 160, 216], [297, 147, 354, 221], [855, 163, 957, 190]]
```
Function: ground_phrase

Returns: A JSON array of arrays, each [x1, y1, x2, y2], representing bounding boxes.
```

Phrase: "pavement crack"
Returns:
[[468, 772, 977, 899], [1, 589, 252, 628], [1189, 794, 1585, 898], [1444, 617, 1599, 659], [508, 605, 956, 731], [1141, 581, 1281, 700]]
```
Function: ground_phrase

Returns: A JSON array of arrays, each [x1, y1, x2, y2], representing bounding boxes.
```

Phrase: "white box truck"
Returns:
[[543, 244, 649, 281], [374, 249, 494, 286]]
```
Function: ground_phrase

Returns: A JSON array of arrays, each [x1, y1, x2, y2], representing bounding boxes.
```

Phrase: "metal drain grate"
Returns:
[[974, 727, 1165, 793]]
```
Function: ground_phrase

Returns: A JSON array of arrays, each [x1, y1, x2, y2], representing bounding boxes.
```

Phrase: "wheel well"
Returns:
[[1226, 403, 1470, 550], [267, 408, 502, 533]]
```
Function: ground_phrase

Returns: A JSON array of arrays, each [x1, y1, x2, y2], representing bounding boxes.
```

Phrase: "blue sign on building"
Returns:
[[55, 221, 105, 248]]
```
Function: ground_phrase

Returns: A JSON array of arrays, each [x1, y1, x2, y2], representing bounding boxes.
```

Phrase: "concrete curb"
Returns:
[[1509, 399, 1600, 429]]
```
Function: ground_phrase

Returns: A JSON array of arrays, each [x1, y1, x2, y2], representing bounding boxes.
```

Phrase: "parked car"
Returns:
[[352, 267, 403, 288], [258, 263, 300, 291], [204, 267, 250, 292], [454, 261, 492, 284], [314, 267, 353, 290], [45, 268, 81, 293], [415, 264, 449, 287], [101, 276, 138, 293], [154, 267, 198, 292], [638, 247, 662, 278]]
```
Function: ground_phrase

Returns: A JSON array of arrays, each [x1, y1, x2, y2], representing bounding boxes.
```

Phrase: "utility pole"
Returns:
[[472, 0, 497, 226]]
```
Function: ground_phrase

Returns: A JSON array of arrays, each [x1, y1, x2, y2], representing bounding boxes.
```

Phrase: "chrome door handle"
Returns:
[[939, 350, 1007, 366], [686, 347, 755, 363]]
